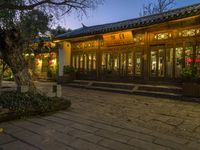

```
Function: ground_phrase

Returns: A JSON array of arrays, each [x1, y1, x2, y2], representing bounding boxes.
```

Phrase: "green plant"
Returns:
[[0, 92, 71, 117], [63, 65, 76, 74], [182, 66, 200, 83]]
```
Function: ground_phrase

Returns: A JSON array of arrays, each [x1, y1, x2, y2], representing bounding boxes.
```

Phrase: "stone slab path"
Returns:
[[0, 110, 198, 150], [0, 85, 200, 150]]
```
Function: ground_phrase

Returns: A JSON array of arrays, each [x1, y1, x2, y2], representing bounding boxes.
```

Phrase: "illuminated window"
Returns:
[[101, 53, 112, 70], [101, 53, 106, 70], [158, 49, 165, 77], [135, 52, 142, 76], [166, 48, 173, 78], [120, 53, 126, 74], [88, 54, 92, 71], [151, 51, 157, 77], [72, 56, 75, 68], [107, 53, 112, 70], [93, 54, 96, 70], [179, 29, 196, 37], [113, 54, 119, 71], [84, 54, 87, 71], [76, 55, 79, 69], [154, 33, 172, 40], [175, 47, 183, 78], [80, 55, 83, 69]]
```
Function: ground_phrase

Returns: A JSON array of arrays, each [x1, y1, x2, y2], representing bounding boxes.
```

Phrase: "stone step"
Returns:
[[67, 81, 183, 99], [87, 86, 132, 94], [72, 80, 182, 93], [138, 86, 182, 94], [133, 90, 182, 99], [67, 83, 87, 88]]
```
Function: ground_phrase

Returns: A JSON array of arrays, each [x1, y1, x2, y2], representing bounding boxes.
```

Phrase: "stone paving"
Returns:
[[0, 85, 200, 150]]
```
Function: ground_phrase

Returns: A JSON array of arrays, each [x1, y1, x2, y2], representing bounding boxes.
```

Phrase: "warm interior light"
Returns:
[[49, 58, 57, 66]]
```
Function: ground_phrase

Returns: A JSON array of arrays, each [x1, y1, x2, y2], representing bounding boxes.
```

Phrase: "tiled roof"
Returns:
[[56, 3, 200, 40]]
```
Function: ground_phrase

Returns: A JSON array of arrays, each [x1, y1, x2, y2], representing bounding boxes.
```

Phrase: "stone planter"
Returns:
[[183, 83, 200, 97], [59, 73, 76, 83]]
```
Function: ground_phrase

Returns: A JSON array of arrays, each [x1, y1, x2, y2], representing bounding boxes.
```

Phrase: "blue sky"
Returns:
[[58, 0, 200, 29]]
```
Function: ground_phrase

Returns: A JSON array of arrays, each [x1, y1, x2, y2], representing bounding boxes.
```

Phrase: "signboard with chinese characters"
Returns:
[[103, 31, 134, 46]]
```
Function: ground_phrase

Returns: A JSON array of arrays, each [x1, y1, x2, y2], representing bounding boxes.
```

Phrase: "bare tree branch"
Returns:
[[140, 0, 175, 16], [0, 0, 104, 17]]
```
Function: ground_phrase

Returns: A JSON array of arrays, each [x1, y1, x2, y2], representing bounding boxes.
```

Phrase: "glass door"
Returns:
[[166, 48, 173, 78], [135, 52, 142, 76], [175, 47, 183, 78], [150, 47, 165, 78], [150, 50, 157, 77], [127, 52, 133, 75], [158, 49, 165, 77], [120, 53, 127, 76]]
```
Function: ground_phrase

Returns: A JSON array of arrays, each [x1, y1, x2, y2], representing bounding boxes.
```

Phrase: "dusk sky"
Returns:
[[58, 0, 200, 30]]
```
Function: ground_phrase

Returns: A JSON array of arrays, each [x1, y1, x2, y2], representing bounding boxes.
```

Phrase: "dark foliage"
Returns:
[[0, 91, 71, 117]]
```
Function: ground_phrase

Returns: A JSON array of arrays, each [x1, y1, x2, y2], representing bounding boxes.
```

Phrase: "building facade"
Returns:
[[56, 3, 200, 83]]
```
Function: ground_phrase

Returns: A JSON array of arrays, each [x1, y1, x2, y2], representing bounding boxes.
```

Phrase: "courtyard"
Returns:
[[0, 84, 200, 150]]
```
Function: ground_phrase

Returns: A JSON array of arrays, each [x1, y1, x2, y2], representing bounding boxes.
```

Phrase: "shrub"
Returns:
[[182, 67, 200, 83], [63, 65, 76, 74], [0, 91, 71, 117]]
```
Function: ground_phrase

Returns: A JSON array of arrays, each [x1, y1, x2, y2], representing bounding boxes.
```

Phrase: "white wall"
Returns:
[[58, 41, 71, 76]]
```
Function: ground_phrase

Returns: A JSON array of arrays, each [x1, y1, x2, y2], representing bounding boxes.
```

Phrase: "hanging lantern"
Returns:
[[48, 60, 52, 65], [185, 58, 193, 63]]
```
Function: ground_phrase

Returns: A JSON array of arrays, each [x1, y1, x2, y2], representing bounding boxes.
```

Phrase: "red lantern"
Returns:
[[185, 58, 193, 63], [48, 60, 53, 65]]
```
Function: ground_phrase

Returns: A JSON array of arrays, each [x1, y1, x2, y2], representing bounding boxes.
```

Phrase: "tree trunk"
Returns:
[[0, 73, 2, 88], [0, 28, 35, 91], [4, 51, 35, 89]]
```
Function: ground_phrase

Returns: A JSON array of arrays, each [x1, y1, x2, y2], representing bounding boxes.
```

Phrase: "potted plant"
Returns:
[[182, 66, 200, 97], [62, 65, 77, 83]]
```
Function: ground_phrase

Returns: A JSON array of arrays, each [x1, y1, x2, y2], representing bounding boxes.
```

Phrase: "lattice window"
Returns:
[[179, 29, 197, 37], [84, 42, 95, 48], [196, 29, 200, 34], [75, 43, 83, 49], [154, 33, 172, 40], [76, 44, 80, 49]]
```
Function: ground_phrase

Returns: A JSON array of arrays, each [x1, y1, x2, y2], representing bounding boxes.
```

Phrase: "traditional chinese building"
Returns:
[[55, 3, 200, 83]]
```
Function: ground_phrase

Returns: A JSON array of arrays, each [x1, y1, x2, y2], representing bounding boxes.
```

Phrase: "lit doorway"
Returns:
[[150, 46, 165, 78]]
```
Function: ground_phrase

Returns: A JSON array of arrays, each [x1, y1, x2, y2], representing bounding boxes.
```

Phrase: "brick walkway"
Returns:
[[0, 85, 200, 150]]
